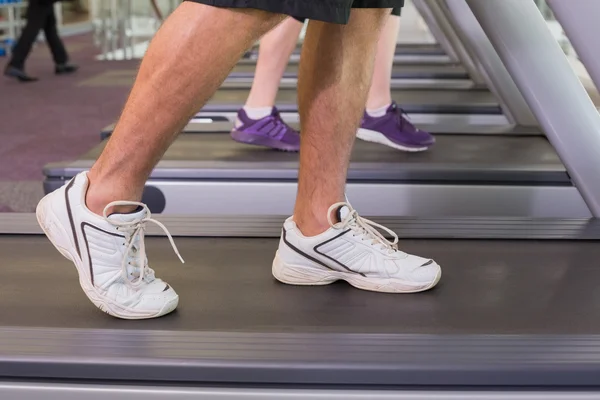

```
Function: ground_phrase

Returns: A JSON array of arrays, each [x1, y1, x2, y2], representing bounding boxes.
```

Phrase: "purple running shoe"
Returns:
[[357, 102, 435, 152], [231, 107, 300, 152]]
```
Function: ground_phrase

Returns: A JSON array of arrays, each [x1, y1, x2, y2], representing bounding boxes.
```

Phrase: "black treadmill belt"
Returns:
[[202, 87, 501, 114], [0, 236, 597, 332], [2, 236, 600, 386], [49, 134, 567, 184], [230, 63, 468, 80]]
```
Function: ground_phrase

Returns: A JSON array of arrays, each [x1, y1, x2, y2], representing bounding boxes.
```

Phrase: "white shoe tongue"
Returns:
[[107, 206, 146, 223], [336, 205, 351, 222]]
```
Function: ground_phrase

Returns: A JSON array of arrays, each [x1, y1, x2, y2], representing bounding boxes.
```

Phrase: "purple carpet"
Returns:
[[0, 34, 138, 212]]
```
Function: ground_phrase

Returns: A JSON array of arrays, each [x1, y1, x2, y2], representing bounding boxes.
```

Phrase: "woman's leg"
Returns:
[[365, 10, 400, 110], [231, 17, 304, 152], [245, 17, 303, 109], [358, 8, 436, 152]]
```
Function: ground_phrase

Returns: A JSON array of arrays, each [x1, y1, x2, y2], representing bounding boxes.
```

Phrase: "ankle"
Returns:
[[366, 97, 392, 112], [242, 105, 273, 120], [293, 217, 329, 237], [292, 206, 339, 237], [85, 173, 139, 216]]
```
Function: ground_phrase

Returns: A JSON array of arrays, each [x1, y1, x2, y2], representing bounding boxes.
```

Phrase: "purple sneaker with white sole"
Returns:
[[357, 102, 435, 152], [231, 107, 300, 152]]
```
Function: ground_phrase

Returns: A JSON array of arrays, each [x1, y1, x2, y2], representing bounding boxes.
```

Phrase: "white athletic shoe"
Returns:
[[273, 203, 441, 293], [36, 171, 183, 319]]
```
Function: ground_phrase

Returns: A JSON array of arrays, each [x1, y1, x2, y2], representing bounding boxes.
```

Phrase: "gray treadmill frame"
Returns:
[[547, 0, 600, 92], [3, 327, 600, 387], [412, 0, 485, 86], [3, 213, 600, 239], [407, 1, 460, 64], [466, 0, 600, 217], [3, 383, 600, 400], [220, 76, 476, 90], [441, 0, 539, 127], [42, 176, 591, 219]]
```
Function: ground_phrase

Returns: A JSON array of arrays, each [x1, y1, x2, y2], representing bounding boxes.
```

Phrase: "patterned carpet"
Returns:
[[0, 34, 138, 212]]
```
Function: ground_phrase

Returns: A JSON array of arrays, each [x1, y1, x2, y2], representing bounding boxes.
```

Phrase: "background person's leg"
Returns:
[[4, 3, 48, 81], [86, 3, 285, 214], [366, 10, 399, 110], [44, 5, 78, 74], [293, 8, 390, 236], [245, 18, 303, 109], [358, 8, 436, 152], [231, 17, 303, 152]]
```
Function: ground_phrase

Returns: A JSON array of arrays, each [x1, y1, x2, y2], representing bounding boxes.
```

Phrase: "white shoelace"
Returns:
[[327, 202, 399, 254], [103, 201, 184, 288]]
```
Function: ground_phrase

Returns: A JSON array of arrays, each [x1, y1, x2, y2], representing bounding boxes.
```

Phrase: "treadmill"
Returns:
[[2, 227, 600, 398], [98, 87, 502, 138], [43, 132, 590, 218], [239, 50, 453, 65], [230, 62, 469, 80], [196, 87, 499, 114], [7, 3, 600, 398], [247, 41, 448, 58]]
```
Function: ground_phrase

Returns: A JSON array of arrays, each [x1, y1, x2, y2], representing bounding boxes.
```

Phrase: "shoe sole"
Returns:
[[36, 193, 178, 319], [272, 252, 441, 294], [357, 128, 430, 152], [231, 130, 299, 152]]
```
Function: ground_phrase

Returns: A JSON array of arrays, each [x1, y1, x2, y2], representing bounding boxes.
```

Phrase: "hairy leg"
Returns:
[[86, 3, 284, 214], [294, 9, 390, 235]]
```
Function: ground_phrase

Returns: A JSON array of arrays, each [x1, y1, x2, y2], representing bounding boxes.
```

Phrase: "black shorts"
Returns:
[[292, 6, 400, 24], [184, 0, 405, 24]]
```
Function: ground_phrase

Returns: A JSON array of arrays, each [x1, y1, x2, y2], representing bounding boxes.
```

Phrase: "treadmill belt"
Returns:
[[2, 236, 600, 386], [202, 87, 501, 114], [230, 63, 468, 80], [46, 134, 568, 184], [0, 236, 597, 332]]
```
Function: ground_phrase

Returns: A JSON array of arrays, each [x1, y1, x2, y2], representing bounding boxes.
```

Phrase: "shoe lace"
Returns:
[[326, 202, 399, 254], [103, 201, 184, 289], [393, 105, 415, 132]]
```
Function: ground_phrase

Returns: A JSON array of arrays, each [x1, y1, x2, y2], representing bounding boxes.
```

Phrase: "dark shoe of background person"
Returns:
[[4, 65, 39, 82], [55, 63, 79, 75]]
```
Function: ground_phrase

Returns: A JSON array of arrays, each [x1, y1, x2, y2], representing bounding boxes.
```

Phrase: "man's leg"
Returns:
[[358, 9, 436, 152], [274, 8, 441, 294], [44, 5, 78, 74], [37, 2, 284, 319], [87, 3, 284, 214], [231, 17, 303, 151], [4, 3, 47, 81], [293, 9, 390, 234]]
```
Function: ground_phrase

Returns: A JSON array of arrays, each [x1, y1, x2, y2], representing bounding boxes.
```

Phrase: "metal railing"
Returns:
[[90, 0, 178, 60]]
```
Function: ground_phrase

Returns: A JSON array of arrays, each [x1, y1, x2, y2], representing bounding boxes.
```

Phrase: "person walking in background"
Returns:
[[4, 0, 78, 82]]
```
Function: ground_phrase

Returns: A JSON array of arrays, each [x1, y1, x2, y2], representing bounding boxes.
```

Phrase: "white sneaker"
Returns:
[[273, 203, 441, 293], [36, 171, 183, 319]]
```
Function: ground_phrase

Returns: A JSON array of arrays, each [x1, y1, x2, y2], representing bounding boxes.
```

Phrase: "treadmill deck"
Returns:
[[202, 87, 500, 114], [2, 236, 600, 387], [46, 134, 568, 183]]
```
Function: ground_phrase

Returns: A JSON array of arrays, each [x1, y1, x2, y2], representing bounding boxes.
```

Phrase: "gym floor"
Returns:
[[0, 33, 135, 212]]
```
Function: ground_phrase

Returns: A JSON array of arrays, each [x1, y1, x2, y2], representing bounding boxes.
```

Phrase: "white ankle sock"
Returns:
[[366, 103, 391, 118], [244, 106, 273, 120]]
